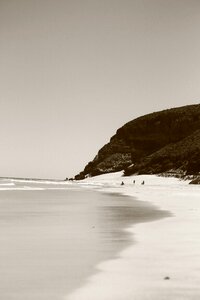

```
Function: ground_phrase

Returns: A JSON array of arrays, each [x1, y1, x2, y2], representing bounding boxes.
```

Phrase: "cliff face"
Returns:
[[75, 104, 200, 179]]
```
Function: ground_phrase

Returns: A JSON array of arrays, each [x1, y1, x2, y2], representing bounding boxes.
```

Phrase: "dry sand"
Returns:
[[67, 172, 200, 300]]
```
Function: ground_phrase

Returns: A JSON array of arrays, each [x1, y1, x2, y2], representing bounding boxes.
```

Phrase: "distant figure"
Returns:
[[133, 180, 135, 184], [141, 180, 145, 185], [164, 276, 170, 280], [121, 181, 125, 186]]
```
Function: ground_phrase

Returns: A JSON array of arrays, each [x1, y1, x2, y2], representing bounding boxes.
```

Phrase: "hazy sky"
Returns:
[[0, 0, 200, 179]]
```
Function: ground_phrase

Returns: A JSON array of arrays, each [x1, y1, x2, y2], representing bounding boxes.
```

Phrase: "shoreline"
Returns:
[[66, 172, 200, 300], [0, 181, 162, 300]]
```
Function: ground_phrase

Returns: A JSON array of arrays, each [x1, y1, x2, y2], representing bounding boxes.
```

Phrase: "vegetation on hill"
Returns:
[[75, 104, 200, 180]]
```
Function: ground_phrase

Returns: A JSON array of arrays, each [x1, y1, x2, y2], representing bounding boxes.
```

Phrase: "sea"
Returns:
[[0, 179, 165, 300]]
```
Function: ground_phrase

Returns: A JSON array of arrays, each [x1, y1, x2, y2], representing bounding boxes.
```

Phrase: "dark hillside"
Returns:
[[75, 104, 200, 179], [125, 129, 200, 175]]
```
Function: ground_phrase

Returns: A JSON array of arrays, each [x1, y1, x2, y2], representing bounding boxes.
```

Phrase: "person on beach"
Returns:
[[133, 180, 135, 184], [141, 180, 145, 185], [121, 181, 124, 186]]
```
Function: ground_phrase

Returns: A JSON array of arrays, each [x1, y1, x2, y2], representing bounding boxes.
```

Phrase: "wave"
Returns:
[[0, 182, 15, 186]]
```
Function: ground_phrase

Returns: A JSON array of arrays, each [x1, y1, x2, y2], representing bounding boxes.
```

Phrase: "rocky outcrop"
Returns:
[[75, 104, 200, 180], [189, 177, 200, 184]]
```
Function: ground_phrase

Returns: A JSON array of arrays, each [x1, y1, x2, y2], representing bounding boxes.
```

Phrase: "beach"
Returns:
[[0, 174, 200, 299], [0, 178, 164, 300], [66, 172, 200, 300]]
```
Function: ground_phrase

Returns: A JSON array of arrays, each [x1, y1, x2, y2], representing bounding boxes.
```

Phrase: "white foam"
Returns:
[[0, 182, 15, 186], [9, 179, 71, 184], [0, 187, 45, 191]]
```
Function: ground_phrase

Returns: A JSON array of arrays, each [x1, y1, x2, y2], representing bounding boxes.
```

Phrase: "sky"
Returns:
[[0, 0, 200, 179]]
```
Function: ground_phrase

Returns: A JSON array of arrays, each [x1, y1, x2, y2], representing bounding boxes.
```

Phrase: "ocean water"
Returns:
[[0, 180, 166, 300]]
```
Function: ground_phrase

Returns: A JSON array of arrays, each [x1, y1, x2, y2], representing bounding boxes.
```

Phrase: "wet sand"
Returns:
[[71, 172, 200, 300], [0, 184, 169, 300]]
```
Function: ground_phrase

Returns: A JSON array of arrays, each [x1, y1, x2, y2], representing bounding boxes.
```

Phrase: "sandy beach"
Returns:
[[0, 179, 163, 300], [1, 175, 200, 300], [66, 172, 200, 300]]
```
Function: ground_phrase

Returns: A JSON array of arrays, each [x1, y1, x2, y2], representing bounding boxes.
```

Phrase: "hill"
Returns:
[[75, 104, 200, 180]]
